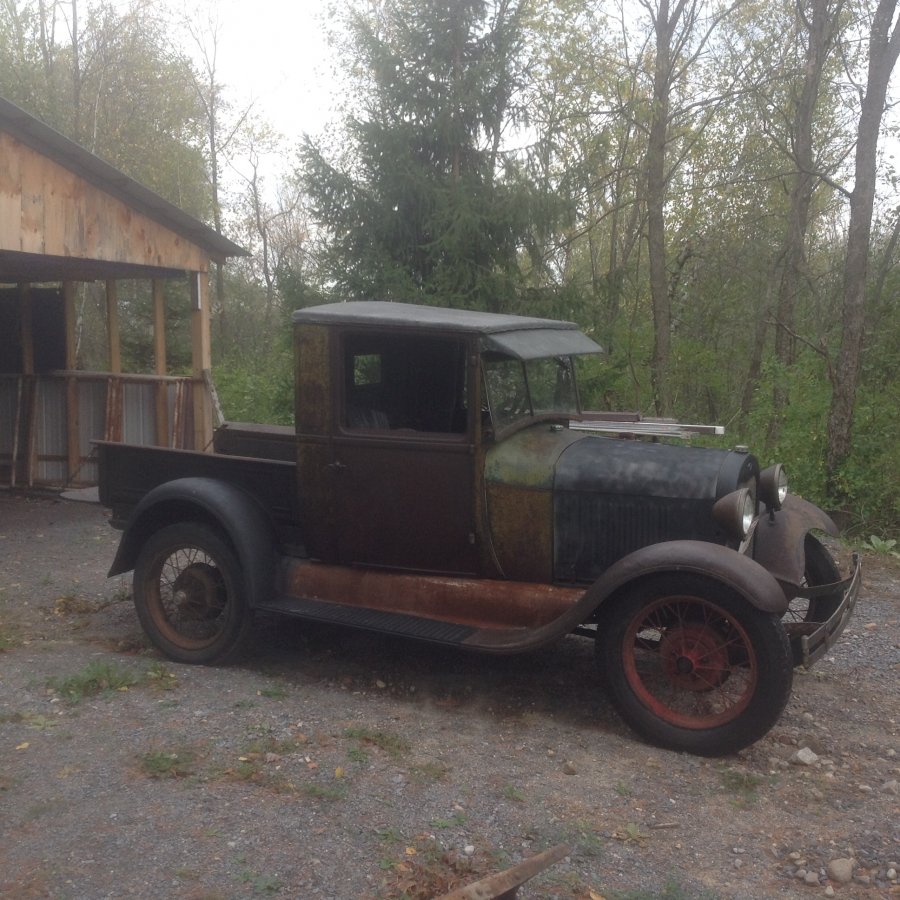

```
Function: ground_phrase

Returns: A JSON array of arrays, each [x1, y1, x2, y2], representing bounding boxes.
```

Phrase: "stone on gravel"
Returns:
[[792, 747, 820, 766], [827, 858, 855, 884], [881, 779, 899, 795]]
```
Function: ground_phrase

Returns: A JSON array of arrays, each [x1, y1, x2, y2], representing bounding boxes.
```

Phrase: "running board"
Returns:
[[259, 595, 479, 646]]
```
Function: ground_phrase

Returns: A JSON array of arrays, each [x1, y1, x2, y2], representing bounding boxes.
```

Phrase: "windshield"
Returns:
[[483, 354, 579, 432]]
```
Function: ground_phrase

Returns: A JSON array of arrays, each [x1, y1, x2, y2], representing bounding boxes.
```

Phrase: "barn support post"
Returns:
[[18, 283, 36, 486], [190, 271, 213, 451], [106, 279, 121, 373], [153, 279, 169, 447], [63, 280, 80, 483]]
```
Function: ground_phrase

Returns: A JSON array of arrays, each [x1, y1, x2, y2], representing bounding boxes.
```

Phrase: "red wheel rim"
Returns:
[[621, 595, 758, 730]]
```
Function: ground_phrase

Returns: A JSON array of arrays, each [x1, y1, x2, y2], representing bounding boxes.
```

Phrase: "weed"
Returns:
[[303, 782, 346, 801], [344, 726, 411, 759], [863, 534, 900, 558], [144, 661, 178, 691], [609, 878, 720, 899], [430, 813, 466, 829], [718, 766, 764, 808], [375, 826, 404, 844], [564, 821, 605, 859], [611, 823, 648, 844], [53, 593, 98, 616], [347, 745, 369, 764], [258, 684, 288, 700], [139, 749, 196, 779], [615, 780, 632, 797], [0, 624, 16, 652], [47, 661, 137, 702], [409, 761, 450, 783], [239, 869, 283, 894], [377, 837, 482, 899], [502, 784, 525, 803]]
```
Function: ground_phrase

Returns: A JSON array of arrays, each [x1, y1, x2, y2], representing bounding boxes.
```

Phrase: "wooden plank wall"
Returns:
[[0, 132, 209, 273]]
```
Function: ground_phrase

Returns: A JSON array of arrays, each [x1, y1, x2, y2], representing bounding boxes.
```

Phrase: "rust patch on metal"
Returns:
[[485, 483, 553, 582], [280, 559, 584, 630]]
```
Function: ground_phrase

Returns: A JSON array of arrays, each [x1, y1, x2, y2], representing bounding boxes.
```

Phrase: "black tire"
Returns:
[[595, 573, 793, 756], [133, 522, 252, 664]]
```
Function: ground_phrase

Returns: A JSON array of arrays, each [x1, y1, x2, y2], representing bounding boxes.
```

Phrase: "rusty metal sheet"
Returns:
[[281, 559, 584, 630]]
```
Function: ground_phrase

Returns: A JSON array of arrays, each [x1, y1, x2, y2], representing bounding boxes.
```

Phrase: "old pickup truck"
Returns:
[[98, 301, 860, 756]]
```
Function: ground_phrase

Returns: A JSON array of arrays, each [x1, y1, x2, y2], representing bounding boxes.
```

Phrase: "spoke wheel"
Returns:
[[597, 574, 793, 756], [133, 523, 251, 664], [782, 534, 842, 665]]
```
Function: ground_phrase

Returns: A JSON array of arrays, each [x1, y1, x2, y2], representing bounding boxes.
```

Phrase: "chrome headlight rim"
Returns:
[[712, 487, 756, 543], [760, 464, 788, 511]]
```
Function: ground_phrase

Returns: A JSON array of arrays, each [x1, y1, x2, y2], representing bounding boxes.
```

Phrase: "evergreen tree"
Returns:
[[298, 0, 539, 312]]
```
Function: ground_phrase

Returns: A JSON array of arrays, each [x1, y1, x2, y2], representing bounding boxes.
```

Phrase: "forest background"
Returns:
[[2, 0, 899, 538]]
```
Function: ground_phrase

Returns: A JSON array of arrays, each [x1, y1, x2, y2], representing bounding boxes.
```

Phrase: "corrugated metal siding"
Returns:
[[122, 382, 157, 445], [76, 380, 106, 484], [2, 373, 201, 488], [34, 378, 67, 484]]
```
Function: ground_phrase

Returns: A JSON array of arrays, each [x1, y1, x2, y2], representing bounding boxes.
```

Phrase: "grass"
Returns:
[[409, 761, 450, 783], [302, 783, 347, 801], [501, 784, 526, 803], [257, 684, 288, 700], [0, 623, 15, 652], [343, 726, 411, 759], [718, 765, 765, 808], [608, 880, 721, 899], [377, 835, 483, 900], [139, 748, 197, 779], [144, 661, 178, 691], [47, 660, 138, 702]]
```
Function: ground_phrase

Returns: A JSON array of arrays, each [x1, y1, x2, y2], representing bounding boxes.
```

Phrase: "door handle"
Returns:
[[325, 460, 347, 472]]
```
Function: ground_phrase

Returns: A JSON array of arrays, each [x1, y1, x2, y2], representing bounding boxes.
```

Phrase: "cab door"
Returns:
[[329, 330, 480, 575]]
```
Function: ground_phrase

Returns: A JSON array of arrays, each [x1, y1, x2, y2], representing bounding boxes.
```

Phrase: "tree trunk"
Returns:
[[646, 0, 680, 416], [766, 0, 837, 447], [826, 0, 900, 488]]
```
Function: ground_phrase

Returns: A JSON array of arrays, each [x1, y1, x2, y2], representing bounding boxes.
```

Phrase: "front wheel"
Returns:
[[133, 522, 252, 664], [596, 574, 793, 756]]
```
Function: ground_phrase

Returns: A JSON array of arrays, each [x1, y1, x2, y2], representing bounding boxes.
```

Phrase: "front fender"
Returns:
[[752, 495, 839, 588], [583, 539, 789, 615], [467, 539, 788, 654], [108, 477, 278, 609]]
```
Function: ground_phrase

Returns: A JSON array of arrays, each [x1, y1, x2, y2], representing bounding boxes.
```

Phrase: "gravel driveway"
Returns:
[[0, 492, 898, 899]]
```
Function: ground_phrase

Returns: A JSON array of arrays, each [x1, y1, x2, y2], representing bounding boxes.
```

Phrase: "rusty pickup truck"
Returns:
[[98, 301, 860, 756]]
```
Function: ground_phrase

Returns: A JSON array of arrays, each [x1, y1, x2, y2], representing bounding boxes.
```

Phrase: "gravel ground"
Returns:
[[0, 492, 898, 900]]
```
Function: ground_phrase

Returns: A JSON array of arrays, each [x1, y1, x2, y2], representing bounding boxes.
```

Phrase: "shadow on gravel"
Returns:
[[245, 613, 627, 736]]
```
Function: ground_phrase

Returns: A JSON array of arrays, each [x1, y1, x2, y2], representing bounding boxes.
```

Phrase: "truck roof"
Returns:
[[292, 301, 602, 359]]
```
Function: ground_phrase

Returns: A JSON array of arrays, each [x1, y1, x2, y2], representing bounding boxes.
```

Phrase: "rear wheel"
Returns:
[[596, 574, 793, 756], [133, 522, 252, 664]]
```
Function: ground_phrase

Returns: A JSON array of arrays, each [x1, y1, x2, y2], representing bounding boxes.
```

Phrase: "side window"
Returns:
[[342, 333, 468, 434]]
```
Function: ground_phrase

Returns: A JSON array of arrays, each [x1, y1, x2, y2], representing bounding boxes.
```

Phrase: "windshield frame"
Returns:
[[482, 352, 584, 438]]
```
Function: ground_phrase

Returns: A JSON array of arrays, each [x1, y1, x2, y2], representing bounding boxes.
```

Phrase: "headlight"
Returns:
[[712, 488, 756, 542], [759, 464, 788, 511]]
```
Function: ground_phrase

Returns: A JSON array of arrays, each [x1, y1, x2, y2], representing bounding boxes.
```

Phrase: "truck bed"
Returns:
[[95, 439, 300, 538]]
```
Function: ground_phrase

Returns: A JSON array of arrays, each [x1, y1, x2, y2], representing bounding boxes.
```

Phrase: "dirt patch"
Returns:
[[0, 492, 898, 899]]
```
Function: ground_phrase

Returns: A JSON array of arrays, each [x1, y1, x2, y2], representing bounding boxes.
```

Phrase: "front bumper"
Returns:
[[788, 552, 862, 667]]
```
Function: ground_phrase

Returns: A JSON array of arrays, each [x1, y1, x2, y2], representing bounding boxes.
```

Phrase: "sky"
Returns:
[[211, 1, 335, 135]]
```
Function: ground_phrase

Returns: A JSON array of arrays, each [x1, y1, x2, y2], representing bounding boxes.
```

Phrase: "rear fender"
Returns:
[[752, 495, 839, 589], [108, 477, 278, 608]]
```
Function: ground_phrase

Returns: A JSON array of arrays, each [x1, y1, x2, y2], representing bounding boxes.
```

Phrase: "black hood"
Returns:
[[553, 435, 758, 583]]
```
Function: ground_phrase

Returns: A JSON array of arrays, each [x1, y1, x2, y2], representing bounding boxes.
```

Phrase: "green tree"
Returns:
[[298, 0, 541, 312]]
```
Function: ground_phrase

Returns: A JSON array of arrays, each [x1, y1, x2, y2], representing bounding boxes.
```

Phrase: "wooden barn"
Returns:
[[0, 96, 246, 489]]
